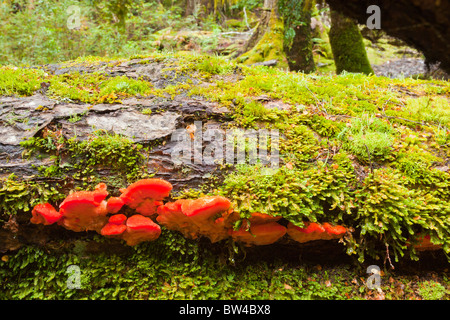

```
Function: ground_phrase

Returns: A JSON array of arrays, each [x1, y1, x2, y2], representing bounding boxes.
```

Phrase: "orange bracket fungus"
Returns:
[[106, 197, 126, 214], [118, 179, 173, 216], [100, 214, 127, 238], [230, 221, 287, 246], [411, 234, 442, 251], [121, 214, 161, 246], [57, 183, 109, 233], [287, 222, 347, 243], [30, 203, 62, 225], [246, 212, 282, 225], [29, 179, 355, 250], [157, 196, 237, 243]]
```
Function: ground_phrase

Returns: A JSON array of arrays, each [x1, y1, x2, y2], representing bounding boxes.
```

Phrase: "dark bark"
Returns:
[[283, 0, 316, 73]]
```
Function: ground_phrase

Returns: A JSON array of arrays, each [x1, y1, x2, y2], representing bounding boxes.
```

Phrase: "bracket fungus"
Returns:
[[287, 222, 347, 243], [118, 179, 173, 216], [30, 203, 62, 225], [157, 196, 237, 243], [100, 214, 127, 238], [106, 197, 126, 214], [230, 221, 287, 246], [57, 183, 109, 233], [28, 179, 354, 250], [121, 214, 161, 246]]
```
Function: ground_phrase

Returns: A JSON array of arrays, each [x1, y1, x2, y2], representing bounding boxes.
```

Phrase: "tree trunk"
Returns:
[[328, 9, 373, 75], [236, 0, 289, 69], [242, 0, 278, 54], [283, 0, 315, 73], [185, 0, 201, 16]]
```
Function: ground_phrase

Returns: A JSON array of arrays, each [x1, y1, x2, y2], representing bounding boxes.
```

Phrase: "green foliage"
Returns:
[[218, 155, 356, 226], [21, 130, 148, 185], [387, 96, 450, 127], [65, 130, 148, 183], [0, 233, 366, 300], [193, 54, 235, 75]]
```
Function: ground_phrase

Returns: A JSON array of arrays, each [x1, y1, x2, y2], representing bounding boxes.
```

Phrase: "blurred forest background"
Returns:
[[0, 0, 434, 78]]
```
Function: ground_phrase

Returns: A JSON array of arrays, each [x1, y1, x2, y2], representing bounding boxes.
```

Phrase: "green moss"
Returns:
[[354, 167, 450, 263], [217, 158, 356, 226], [47, 72, 153, 104], [0, 235, 372, 300], [21, 130, 149, 186], [0, 174, 63, 217], [388, 96, 450, 127], [417, 280, 447, 300], [0, 66, 48, 96], [337, 114, 395, 162]]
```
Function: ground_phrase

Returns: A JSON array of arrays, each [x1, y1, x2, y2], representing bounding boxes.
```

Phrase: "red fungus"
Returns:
[[322, 223, 347, 240], [156, 196, 236, 243], [247, 212, 282, 225], [119, 179, 172, 216], [230, 222, 287, 246], [100, 214, 127, 237], [156, 199, 195, 238], [30, 203, 62, 225], [287, 222, 326, 243], [287, 222, 347, 243], [106, 197, 125, 214], [121, 214, 161, 246], [412, 234, 442, 251], [57, 183, 109, 233]]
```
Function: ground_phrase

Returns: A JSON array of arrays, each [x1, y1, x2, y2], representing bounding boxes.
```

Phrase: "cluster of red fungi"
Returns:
[[30, 178, 349, 246]]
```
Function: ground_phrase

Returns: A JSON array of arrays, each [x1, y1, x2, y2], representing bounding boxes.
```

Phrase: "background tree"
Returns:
[[328, 9, 373, 75], [279, 0, 315, 73]]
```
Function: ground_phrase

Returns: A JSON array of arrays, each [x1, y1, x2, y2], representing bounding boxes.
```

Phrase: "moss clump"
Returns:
[[328, 10, 374, 75], [217, 156, 356, 227], [0, 235, 373, 300], [337, 114, 395, 163], [0, 174, 63, 217], [354, 167, 450, 263], [21, 130, 149, 186], [47, 72, 153, 104], [0, 66, 48, 96]]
